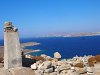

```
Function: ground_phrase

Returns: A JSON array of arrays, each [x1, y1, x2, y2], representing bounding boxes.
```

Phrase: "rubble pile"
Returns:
[[29, 52, 100, 75]]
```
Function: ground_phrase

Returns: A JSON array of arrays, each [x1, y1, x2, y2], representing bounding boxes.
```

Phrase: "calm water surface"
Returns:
[[0, 36, 100, 59], [20, 36, 100, 59]]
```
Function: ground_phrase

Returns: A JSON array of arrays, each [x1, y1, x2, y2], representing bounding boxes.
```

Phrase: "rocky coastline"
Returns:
[[0, 42, 41, 58]]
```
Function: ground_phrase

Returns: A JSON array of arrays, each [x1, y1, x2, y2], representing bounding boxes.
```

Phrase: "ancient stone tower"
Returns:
[[4, 22, 22, 69]]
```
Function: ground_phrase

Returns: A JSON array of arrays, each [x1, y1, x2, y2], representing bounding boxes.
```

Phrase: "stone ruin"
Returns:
[[4, 22, 22, 69]]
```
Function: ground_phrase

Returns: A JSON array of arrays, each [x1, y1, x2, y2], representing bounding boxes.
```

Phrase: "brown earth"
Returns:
[[0, 47, 4, 62], [0, 47, 4, 56]]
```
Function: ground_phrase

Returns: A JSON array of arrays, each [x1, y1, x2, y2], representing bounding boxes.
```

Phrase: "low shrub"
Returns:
[[74, 63, 84, 68], [88, 57, 96, 63], [95, 55, 100, 62], [88, 62, 94, 67], [31, 56, 46, 61], [88, 57, 96, 67]]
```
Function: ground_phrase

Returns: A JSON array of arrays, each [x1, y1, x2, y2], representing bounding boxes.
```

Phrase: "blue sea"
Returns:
[[0, 36, 100, 59]]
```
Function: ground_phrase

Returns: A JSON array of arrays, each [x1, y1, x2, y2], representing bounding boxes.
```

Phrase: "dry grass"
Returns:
[[95, 55, 100, 62], [74, 63, 84, 68], [88, 57, 96, 67], [0, 47, 4, 63], [89, 62, 94, 67], [31, 56, 53, 62], [31, 56, 46, 61], [88, 57, 96, 63]]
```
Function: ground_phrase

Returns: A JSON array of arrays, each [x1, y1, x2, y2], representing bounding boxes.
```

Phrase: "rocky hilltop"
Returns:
[[29, 53, 100, 75], [0, 51, 100, 75]]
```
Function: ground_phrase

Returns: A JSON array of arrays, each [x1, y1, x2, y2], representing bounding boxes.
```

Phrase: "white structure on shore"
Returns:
[[4, 22, 22, 69]]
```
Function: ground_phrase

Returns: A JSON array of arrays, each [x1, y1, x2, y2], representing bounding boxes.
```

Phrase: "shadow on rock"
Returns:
[[22, 58, 36, 67]]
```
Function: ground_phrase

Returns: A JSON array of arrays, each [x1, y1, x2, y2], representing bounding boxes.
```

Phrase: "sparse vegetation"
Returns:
[[88, 57, 96, 67], [95, 55, 100, 62], [31, 56, 46, 61], [74, 63, 84, 68], [88, 57, 96, 63], [89, 62, 94, 67]]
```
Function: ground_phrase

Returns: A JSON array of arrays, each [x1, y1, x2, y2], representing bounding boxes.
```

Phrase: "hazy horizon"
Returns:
[[0, 0, 100, 39]]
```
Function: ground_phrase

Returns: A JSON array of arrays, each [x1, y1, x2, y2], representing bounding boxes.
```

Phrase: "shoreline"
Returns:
[[37, 35, 100, 38], [0, 41, 100, 59], [21, 42, 40, 49], [23, 49, 41, 54], [0, 42, 41, 57]]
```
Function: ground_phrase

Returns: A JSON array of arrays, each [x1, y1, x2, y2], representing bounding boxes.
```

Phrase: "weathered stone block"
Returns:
[[4, 22, 22, 69]]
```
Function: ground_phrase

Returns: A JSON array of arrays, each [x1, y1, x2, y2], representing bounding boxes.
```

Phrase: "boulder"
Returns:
[[31, 63, 37, 70], [35, 70, 44, 75], [67, 70, 80, 75], [59, 70, 67, 75], [52, 61, 58, 67], [38, 61, 52, 70], [44, 68, 53, 73], [75, 67, 87, 74], [36, 60, 43, 66], [54, 52, 61, 59], [87, 67, 94, 75], [42, 61, 52, 69], [52, 58, 58, 62], [57, 61, 63, 66], [87, 67, 94, 73], [59, 64, 70, 71], [55, 66, 60, 72], [38, 63, 44, 70]]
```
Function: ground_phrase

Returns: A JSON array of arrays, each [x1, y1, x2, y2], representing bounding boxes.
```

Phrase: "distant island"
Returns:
[[21, 42, 41, 54], [40, 32, 100, 37], [21, 42, 40, 49], [0, 42, 41, 57]]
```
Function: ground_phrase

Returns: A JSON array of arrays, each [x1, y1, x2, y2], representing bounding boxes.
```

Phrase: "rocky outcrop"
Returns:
[[54, 52, 61, 59], [0, 67, 35, 75], [75, 67, 87, 74], [29, 53, 100, 75], [0, 52, 100, 75]]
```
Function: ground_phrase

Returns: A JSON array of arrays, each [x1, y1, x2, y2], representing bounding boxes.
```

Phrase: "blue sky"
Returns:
[[0, 0, 100, 39]]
